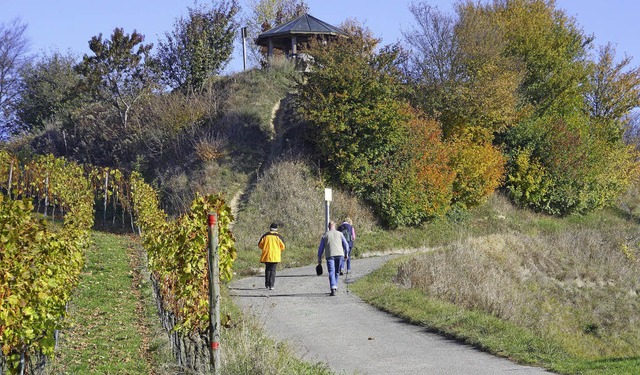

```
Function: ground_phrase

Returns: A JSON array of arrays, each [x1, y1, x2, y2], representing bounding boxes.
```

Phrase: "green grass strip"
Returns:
[[48, 232, 152, 374]]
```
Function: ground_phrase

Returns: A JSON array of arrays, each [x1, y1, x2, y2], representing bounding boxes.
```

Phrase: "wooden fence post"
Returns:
[[8, 160, 13, 199], [103, 171, 109, 226], [207, 213, 221, 374]]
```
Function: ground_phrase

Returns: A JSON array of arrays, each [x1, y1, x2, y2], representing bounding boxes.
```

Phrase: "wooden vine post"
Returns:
[[103, 171, 109, 226], [207, 212, 221, 374], [8, 159, 13, 199]]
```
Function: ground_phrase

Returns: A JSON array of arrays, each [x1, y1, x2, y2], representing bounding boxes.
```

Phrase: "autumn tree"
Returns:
[[496, 0, 638, 214], [585, 43, 640, 141], [402, 3, 456, 123], [297, 25, 455, 227], [156, 0, 239, 92], [0, 18, 30, 135], [494, 0, 591, 116], [403, 2, 524, 139], [15, 52, 82, 132], [76, 28, 154, 129], [403, 2, 512, 212], [504, 114, 638, 215], [404, 0, 591, 132], [405, 0, 638, 215]]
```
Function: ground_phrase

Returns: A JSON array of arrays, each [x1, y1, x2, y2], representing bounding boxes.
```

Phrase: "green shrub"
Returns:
[[448, 131, 506, 210], [505, 115, 639, 215], [506, 146, 552, 210]]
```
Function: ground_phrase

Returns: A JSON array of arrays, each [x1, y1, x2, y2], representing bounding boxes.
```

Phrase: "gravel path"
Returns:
[[230, 256, 554, 374]]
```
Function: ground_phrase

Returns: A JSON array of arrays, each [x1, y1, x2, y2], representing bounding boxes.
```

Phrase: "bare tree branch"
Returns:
[[0, 18, 30, 134]]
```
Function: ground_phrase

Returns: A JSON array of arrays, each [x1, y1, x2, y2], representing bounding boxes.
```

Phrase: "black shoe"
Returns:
[[339, 270, 344, 275], [330, 288, 336, 296]]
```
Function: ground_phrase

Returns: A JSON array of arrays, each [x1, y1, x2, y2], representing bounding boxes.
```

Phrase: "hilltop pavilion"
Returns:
[[255, 13, 348, 59]]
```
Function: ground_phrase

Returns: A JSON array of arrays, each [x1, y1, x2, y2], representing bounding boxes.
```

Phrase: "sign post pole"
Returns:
[[324, 188, 332, 231]]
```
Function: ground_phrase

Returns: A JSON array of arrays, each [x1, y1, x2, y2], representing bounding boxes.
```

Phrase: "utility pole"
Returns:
[[241, 26, 247, 71]]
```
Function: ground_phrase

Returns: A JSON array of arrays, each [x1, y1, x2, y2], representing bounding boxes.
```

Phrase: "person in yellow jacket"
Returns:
[[258, 223, 285, 290]]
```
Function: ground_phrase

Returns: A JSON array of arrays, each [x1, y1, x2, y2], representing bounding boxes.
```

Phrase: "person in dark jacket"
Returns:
[[338, 217, 356, 274], [258, 223, 285, 290], [317, 221, 349, 296]]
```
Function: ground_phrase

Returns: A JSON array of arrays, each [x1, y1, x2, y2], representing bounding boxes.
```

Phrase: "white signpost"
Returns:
[[324, 188, 332, 232]]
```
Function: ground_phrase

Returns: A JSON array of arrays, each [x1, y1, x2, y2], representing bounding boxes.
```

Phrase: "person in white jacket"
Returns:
[[317, 221, 349, 296]]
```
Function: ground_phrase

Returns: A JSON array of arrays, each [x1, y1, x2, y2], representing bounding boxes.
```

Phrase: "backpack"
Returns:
[[339, 223, 352, 243]]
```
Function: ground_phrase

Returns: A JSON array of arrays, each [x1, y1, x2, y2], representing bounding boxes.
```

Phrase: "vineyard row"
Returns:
[[0, 152, 235, 374]]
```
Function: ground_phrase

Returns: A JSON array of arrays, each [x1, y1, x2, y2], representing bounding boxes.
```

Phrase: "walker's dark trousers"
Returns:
[[265, 262, 277, 288]]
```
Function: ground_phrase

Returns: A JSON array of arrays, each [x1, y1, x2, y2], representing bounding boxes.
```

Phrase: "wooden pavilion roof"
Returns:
[[255, 13, 347, 50]]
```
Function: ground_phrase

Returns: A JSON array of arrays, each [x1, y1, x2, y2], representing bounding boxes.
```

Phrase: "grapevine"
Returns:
[[0, 153, 236, 372], [130, 172, 237, 332], [0, 155, 94, 374]]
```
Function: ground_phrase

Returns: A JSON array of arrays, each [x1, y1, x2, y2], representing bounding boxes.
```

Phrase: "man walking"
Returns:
[[258, 223, 285, 290], [317, 221, 349, 296]]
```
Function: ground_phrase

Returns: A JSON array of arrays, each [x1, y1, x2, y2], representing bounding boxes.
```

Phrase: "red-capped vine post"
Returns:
[[207, 212, 221, 374]]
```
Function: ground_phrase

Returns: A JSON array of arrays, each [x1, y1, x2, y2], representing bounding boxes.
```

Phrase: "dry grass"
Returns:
[[193, 133, 228, 162], [232, 156, 377, 273], [395, 228, 640, 359]]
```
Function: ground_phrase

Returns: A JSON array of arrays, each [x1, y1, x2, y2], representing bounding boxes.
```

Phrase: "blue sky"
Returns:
[[2, 0, 639, 74]]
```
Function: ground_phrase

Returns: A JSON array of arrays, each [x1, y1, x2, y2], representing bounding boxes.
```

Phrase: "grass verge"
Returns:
[[46, 231, 170, 374]]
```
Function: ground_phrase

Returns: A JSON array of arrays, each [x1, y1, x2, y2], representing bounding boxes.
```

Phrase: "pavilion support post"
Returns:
[[291, 36, 297, 56]]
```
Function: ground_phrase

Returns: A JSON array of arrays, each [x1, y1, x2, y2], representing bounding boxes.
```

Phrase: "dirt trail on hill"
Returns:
[[230, 256, 554, 375]]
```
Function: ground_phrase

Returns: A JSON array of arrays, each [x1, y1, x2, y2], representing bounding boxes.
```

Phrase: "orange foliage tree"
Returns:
[[297, 29, 458, 226]]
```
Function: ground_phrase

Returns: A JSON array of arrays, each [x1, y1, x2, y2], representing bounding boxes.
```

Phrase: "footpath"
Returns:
[[230, 256, 553, 375]]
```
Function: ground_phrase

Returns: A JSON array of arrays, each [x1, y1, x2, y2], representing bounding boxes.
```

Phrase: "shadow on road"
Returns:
[[230, 291, 328, 298], [276, 274, 318, 278]]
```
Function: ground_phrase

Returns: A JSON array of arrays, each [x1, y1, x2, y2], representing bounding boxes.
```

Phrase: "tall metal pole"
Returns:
[[241, 27, 247, 71], [207, 213, 221, 374], [325, 200, 330, 231]]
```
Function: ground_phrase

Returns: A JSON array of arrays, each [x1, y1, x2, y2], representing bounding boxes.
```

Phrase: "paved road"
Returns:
[[230, 256, 553, 374]]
